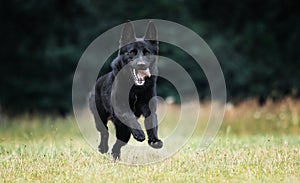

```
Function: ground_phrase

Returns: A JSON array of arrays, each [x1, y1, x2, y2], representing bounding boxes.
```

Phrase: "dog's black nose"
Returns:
[[137, 62, 147, 70]]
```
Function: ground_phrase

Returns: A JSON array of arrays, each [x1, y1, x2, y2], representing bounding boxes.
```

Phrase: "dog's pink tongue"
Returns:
[[137, 68, 151, 78]]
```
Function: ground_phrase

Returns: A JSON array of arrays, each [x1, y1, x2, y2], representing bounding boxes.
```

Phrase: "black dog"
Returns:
[[89, 22, 163, 160]]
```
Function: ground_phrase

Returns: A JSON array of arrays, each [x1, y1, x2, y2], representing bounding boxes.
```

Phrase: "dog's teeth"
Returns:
[[133, 68, 147, 86], [133, 69, 136, 77]]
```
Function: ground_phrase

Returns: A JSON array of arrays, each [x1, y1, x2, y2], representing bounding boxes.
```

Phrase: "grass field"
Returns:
[[0, 99, 299, 182]]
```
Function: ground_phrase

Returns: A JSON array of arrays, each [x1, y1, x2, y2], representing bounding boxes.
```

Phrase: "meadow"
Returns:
[[0, 98, 299, 182]]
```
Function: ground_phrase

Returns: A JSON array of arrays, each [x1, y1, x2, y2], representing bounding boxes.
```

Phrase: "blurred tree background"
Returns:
[[0, 0, 299, 115]]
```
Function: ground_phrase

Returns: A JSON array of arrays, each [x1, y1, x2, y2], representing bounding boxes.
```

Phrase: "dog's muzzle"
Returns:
[[132, 68, 151, 86]]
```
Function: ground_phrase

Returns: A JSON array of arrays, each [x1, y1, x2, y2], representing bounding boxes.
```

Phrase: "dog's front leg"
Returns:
[[116, 112, 145, 142], [144, 113, 163, 149]]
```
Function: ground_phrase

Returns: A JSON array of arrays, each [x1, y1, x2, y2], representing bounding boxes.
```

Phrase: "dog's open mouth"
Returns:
[[132, 68, 151, 86]]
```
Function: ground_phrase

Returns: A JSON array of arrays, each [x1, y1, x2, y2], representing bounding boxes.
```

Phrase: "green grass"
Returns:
[[0, 114, 299, 182]]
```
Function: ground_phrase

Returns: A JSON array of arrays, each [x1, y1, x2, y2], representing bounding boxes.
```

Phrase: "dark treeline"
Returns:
[[0, 0, 299, 115]]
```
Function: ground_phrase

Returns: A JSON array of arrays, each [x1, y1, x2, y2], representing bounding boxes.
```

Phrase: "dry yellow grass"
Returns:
[[0, 98, 299, 182], [221, 97, 300, 135]]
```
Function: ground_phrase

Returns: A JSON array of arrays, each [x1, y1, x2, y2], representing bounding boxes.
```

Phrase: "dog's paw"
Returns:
[[131, 129, 145, 142], [98, 143, 109, 154], [148, 139, 163, 149], [112, 152, 120, 161]]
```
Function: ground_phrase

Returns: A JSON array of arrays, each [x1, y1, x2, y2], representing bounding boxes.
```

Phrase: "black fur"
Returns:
[[89, 22, 163, 160]]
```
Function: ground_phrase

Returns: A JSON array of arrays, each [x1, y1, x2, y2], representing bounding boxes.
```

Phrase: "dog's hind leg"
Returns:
[[111, 120, 131, 160], [89, 91, 110, 154], [94, 113, 109, 154]]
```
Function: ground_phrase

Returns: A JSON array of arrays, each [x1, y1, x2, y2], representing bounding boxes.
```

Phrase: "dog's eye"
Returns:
[[143, 49, 150, 55], [129, 49, 137, 56]]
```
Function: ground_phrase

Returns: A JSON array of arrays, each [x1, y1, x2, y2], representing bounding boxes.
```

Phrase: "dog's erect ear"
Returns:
[[144, 21, 157, 41], [119, 22, 136, 48]]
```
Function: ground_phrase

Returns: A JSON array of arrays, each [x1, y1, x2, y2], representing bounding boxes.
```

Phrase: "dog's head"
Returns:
[[111, 22, 158, 86]]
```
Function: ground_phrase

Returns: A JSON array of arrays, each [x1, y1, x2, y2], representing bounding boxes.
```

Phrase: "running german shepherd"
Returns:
[[89, 22, 163, 160]]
